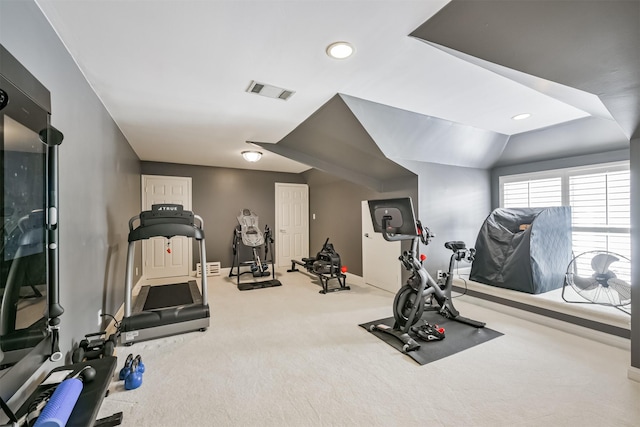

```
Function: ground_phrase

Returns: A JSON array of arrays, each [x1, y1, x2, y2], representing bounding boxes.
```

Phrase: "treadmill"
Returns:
[[119, 204, 210, 345]]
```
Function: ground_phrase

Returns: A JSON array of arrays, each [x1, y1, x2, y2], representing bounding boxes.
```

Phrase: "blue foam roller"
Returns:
[[33, 378, 83, 427]]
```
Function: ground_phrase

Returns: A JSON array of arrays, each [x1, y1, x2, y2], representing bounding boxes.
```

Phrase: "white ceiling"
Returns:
[[36, 0, 594, 173]]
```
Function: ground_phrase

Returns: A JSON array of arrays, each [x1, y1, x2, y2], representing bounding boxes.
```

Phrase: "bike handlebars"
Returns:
[[381, 216, 434, 245]]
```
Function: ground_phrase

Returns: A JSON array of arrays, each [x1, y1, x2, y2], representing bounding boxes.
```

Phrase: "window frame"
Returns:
[[499, 161, 629, 208], [498, 160, 630, 257]]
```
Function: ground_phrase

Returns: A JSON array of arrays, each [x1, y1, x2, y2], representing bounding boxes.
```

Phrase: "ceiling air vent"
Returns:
[[246, 80, 295, 101]]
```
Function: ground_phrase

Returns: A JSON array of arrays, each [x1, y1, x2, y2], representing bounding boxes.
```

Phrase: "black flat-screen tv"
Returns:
[[0, 44, 61, 417]]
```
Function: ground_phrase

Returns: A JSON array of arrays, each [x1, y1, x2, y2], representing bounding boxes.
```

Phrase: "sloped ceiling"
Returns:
[[260, 0, 637, 188], [256, 95, 417, 192], [30, 0, 627, 175], [341, 94, 508, 169], [412, 0, 640, 144], [29, 0, 638, 181]]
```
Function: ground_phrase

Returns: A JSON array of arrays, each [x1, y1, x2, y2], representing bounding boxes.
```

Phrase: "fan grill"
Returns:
[[564, 250, 631, 314]]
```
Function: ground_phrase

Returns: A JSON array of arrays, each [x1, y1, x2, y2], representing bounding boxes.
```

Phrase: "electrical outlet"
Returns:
[[97, 309, 102, 327], [437, 270, 444, 280]]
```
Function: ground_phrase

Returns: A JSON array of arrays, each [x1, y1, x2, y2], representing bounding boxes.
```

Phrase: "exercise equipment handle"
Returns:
[[381, 216, 414, 242], [128, 214, 140, 232]]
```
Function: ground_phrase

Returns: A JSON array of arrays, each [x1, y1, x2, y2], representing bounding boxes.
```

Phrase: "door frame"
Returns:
[[141, 174, 193, 278], [274, 183, 309, 267]]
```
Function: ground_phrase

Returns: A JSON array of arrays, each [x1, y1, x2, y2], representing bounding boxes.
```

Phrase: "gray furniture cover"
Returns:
[[470, 207, 572, 294]]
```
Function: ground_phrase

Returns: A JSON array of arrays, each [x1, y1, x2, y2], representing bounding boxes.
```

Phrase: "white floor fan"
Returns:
[[563, 250, 631, 315]]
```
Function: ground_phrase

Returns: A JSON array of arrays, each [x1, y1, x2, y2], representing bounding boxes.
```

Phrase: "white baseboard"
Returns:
[[628, 366, 640, 382]]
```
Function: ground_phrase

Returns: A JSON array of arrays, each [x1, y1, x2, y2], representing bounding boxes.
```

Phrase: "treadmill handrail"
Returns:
[[123, 213, 208, 318], [127, 212, 205, 242]]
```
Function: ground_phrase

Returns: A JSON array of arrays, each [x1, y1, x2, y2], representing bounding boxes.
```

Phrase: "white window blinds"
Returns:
[[503, 177, 562, 208], [499, 162, 630, 261]]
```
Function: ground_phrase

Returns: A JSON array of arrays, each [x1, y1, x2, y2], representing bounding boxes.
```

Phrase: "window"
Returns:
[[499, 162, 630, 261], [503, 177, 562, 208]]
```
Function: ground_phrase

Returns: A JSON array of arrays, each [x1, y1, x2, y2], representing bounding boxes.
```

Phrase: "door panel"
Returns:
[[275, 183, 308, 267], [362, 200, 400, 292], [142, 175, 192, 279]]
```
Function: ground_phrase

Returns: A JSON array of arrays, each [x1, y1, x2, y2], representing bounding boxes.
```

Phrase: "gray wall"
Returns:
[[303, 162, 487, 279], [303, 169, 418, 277], [0, 1, 141, 356], [140, 162, 305, 269], [140, 162, 418, 278], [400, 161, 491, 277]]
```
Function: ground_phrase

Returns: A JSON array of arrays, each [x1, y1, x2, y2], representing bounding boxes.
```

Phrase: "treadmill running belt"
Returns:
[[143, 283, 194, 311]]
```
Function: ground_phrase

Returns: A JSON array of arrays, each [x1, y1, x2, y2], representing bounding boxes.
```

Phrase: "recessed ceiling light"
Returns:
[[326, 42, 354, 59], [241, 150, 262, 162], [512, 113, 532, 120]]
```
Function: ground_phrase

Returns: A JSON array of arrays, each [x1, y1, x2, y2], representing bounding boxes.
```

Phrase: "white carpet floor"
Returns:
[[98, 268, 640, 427]]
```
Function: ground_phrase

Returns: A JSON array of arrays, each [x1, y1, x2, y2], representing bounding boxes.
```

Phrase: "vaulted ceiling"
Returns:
[[411, 0, 639, 166], [35, 0, 639, 179]]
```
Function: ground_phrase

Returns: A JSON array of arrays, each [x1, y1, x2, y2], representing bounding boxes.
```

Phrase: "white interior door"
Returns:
[[362, 200, 400, 293], [275, 183, 309, 267], [142, 175, 192, 279]]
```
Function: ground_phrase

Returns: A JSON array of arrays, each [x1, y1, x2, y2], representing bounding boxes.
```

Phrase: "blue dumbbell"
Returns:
[[118, 354, 133, 380], [124, 359, 143, 390]]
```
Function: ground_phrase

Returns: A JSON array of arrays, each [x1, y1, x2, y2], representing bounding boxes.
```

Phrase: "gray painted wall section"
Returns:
[[398, 160, 491, 277], [138, 162, 418, 279], [140, 162, 305, 269], [0, 1, 141, 354], [303, 169, 417, 277], [496, 117, 629, 168]]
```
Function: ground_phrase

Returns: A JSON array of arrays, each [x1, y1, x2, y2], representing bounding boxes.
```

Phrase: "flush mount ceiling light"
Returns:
[[512, 113, 532, 120], [326, 41, 354, 59], [242, 150, 262, 162]]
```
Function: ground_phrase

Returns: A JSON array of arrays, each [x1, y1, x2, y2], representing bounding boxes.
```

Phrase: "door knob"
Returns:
[[364, 233, 369, 238], [280, 229, 287, 233]]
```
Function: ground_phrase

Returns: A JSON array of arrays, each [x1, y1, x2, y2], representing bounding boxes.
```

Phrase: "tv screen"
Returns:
[[367, 197, 418, 236]]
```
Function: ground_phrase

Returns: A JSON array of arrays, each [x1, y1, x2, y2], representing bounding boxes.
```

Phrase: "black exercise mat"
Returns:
[[360, 310, 503, 365], [143, 282, 193, 310], [238, 279, 282, 291]]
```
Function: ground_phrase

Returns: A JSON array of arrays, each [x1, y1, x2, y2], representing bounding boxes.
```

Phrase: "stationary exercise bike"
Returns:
[[368, 198, 485, 352]]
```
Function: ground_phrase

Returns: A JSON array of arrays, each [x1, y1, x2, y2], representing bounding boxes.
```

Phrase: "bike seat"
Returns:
[[444, 241, 466, 251]]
